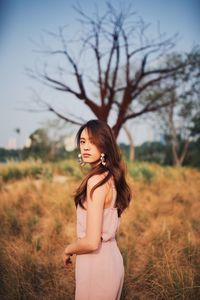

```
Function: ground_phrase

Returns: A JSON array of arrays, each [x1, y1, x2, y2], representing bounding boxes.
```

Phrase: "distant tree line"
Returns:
[[120, 138, 200, 168], [0, 136, 199, 168]]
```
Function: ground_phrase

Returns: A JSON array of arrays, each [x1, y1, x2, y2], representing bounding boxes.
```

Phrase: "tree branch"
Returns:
[[124, 99, 175, 122]]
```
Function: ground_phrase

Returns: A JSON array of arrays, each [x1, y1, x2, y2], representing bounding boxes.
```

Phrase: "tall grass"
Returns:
[[0, 160, 200, 299], [0, 159, 82, 185]]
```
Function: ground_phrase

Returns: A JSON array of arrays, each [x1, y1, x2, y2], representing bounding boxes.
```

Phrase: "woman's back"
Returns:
[[77, 177, 120, 242]]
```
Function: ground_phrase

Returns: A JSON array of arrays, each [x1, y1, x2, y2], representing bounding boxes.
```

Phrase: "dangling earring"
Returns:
[[78, 153, 85, 166], [100, 153, 106, 166]]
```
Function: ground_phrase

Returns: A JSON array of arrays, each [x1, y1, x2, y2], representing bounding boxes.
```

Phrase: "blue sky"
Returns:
[[0, 0, 199, 148]]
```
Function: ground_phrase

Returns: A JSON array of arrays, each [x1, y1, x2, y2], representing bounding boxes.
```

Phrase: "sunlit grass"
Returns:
[[0, 160, 200, 299]]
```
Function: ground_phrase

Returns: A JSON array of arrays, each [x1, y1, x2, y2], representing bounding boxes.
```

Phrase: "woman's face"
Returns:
[[79, 128, 101, 166]]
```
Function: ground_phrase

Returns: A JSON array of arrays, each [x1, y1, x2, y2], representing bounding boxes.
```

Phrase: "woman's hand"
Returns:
[[63, 247, 72, 267]]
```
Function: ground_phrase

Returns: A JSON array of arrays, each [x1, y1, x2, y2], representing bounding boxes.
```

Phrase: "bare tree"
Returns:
[[164, 92, 190, 166], [150, 50, 200, 166], [27, 3, 186, 138], [14, 127, 21, 149]]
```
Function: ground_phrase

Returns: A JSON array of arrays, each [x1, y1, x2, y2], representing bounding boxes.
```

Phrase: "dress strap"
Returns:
[[110, 178, 116, 208]]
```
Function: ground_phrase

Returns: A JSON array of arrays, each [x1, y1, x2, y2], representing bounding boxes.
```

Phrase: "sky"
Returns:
[[0, 0, 199, 149]]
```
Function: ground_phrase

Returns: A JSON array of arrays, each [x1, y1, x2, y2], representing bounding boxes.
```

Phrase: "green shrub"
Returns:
[[129, 163, 155, 183]]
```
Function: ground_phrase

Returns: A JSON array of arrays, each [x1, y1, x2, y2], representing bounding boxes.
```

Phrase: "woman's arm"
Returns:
[[64, 175, 107, 256]]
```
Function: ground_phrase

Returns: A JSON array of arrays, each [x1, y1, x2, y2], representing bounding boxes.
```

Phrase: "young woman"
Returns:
[[63, 119, 131, 300]]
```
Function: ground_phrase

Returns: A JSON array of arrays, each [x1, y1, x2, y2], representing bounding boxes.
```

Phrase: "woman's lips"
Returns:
[[83, 153, 91, 157]]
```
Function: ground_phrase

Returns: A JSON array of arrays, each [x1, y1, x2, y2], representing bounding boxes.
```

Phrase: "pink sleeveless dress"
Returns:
[[75, 181, 124, 300]]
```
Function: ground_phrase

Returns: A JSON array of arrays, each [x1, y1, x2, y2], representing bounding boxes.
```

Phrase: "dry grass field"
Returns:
[[0, 160, 200, 299]]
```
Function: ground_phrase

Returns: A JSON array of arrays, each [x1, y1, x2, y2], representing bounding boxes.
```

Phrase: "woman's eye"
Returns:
[[80, 141, 85, 144]]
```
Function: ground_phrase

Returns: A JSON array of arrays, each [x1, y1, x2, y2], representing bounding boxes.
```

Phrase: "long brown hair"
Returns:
[[74, 119, 131, 217]]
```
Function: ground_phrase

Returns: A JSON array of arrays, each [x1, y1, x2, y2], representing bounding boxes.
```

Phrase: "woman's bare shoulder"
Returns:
[[87, 172, 109, 188]]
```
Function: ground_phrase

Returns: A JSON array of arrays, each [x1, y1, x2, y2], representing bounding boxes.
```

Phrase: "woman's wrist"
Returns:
[[65, 245, 73, 256]]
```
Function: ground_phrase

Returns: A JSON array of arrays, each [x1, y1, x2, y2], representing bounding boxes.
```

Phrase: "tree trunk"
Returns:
[[123, 124, 135, 161], [171, 141, 180, 166]]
